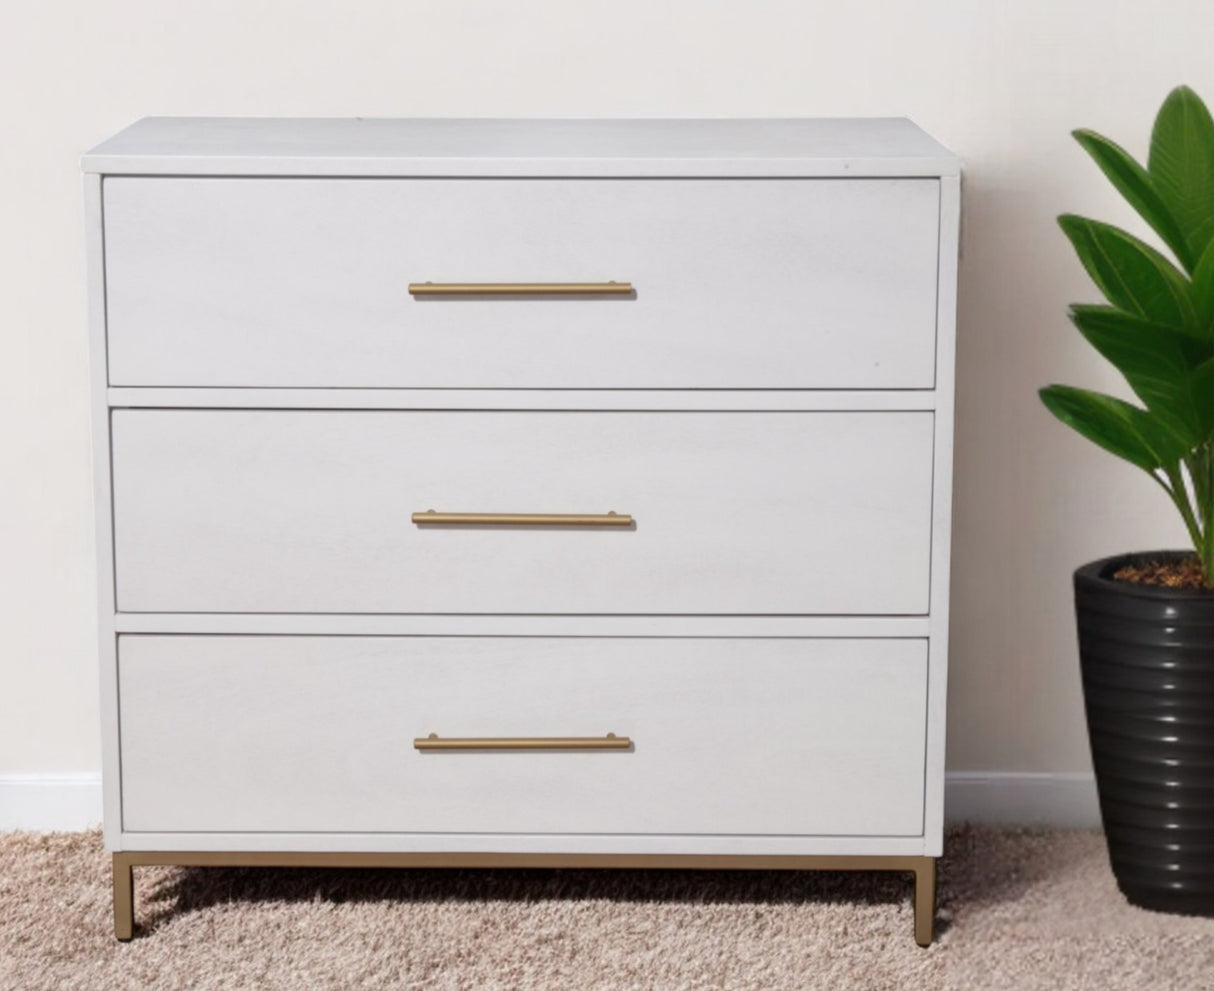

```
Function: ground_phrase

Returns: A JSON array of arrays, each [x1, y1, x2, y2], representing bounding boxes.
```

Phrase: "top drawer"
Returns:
[[102, 177, 941, 389]]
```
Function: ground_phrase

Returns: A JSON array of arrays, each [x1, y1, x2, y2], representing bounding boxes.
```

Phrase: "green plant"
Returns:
[[1040, 86, 1214, 585]]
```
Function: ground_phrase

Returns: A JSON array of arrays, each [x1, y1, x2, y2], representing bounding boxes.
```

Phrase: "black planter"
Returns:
[[1075, 551, 1214, 914]]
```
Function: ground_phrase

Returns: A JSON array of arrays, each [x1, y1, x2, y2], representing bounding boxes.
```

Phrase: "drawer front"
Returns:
[[102, 177, 941, 389], [112, 410, 934, 615], [118, 635, 928, 836]]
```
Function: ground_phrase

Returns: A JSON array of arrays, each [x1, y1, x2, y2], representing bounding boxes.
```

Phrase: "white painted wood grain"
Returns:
[[111, 613, 933, 637], [118, 636, 928, 837], [111, 410, 935, 615], [102, 177, 941, 389], [82, 117, 961, 178], [114, 833, 938, 856], [921, 173, 961, 855], [106, 389, 939, 412], [88, 118, 959, 867], [84, 174, 123, 850]]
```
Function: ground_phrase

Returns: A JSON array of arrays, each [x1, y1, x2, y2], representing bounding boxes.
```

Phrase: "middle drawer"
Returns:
[[112, 410, 934, 615]]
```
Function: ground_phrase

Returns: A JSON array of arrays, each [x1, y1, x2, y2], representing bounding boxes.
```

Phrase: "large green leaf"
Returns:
[[1039, 385, 1187, 471], [1191, 238, 1214, 334], [1070, 303, 1212, 366], [1149, 85, 1214, 265], [1069, 305, 1206, 444], [1058, 214, 1197, 332], [1073, 128, 1194, 272], [1192, 355, 1214, 438]]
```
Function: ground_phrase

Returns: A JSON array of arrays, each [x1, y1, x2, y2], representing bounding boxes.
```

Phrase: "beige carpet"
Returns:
[[2, 827, 1213, 990]]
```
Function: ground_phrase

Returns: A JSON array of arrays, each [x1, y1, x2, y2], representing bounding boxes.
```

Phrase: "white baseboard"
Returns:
[[0, 771, 1101, 833], [945, 771, 1101, 829], [0, 773, 103, 832]]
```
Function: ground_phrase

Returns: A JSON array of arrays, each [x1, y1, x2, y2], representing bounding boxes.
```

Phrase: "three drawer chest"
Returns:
[[83, 117, 960, 945]]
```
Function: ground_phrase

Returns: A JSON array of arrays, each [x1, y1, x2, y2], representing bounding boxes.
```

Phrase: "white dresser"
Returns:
[[83, 118, 959, 945]]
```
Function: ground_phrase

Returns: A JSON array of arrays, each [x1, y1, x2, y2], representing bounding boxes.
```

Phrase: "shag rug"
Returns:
[[2, 826, 1213, 990]]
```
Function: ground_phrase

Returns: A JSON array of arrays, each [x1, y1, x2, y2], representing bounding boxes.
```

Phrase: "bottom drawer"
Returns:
[[118, 635, 928, 836]]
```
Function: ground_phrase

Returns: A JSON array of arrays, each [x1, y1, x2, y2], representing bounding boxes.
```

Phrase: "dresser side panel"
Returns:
[[923, 173, 961, 854], [85, 173, 122, 849]]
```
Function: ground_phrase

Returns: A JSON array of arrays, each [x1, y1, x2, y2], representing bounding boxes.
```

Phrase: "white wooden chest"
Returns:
[[84, 117, 959, 945]]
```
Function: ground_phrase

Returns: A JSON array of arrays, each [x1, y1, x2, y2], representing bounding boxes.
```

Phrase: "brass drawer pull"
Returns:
[[412, 510, 633, 527], [408, 281, 633, 296], [415, 733, 632, 751]]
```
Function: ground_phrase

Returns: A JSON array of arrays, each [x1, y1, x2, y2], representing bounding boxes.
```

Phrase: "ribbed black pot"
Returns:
[[1075, 551, 1214, 914]]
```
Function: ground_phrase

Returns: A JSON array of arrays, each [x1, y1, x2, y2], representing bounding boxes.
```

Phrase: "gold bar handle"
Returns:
[[412, 510, 632, 527], [415, 733, 632, 752], [408, 281, 633, 296]]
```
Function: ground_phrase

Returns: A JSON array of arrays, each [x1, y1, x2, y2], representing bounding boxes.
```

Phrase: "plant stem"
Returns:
[[1161, 464, 1204, 557], [1189, 446, 1214, 586], [1205, 446, 1214, 585], [1183, 453, 1208, 570]]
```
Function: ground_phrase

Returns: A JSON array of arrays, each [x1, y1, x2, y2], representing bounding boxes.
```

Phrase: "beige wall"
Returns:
[[2, 0, 1210, 776]]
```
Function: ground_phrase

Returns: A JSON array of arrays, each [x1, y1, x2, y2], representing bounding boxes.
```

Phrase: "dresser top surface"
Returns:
[[83, 117, 959, 178]]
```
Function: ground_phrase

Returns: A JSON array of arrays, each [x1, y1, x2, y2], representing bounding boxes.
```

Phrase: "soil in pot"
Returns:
[[1112, 554, 1212, 591]]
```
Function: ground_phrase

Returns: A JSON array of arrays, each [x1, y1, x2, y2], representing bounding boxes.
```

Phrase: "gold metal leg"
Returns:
[[106, 850, 936, 945], [913, 857, 936, 947], [113, 854, 134, 941]]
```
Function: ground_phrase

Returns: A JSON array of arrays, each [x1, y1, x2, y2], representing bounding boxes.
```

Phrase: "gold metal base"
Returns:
[[112, 851, 937, 946]]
